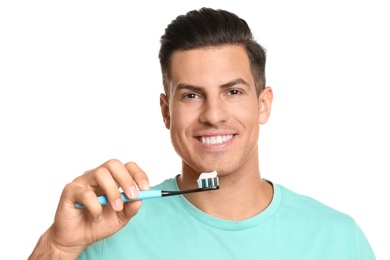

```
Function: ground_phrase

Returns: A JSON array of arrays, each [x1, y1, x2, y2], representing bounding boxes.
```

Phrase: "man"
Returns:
[[29, 7, 375, 259]]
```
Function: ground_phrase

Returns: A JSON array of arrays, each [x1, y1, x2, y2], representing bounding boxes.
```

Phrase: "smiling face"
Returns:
[[160, 45, 272, 177]]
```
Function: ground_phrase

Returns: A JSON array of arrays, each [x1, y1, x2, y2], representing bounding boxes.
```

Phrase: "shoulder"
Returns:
[[275, 183, 357, 229], [272, 183, 375, 257]]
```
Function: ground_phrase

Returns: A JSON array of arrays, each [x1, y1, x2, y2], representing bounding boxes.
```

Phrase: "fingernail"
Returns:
[[141, 180, 150, 190], [114, 198, 123, 211], [129, 186, 138, 198]]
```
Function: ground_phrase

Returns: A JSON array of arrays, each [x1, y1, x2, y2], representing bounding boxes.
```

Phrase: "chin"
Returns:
[[204, 164, 236, 176]]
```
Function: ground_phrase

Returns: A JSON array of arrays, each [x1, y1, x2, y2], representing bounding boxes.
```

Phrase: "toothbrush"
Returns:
[[75, 171, 219, 208]]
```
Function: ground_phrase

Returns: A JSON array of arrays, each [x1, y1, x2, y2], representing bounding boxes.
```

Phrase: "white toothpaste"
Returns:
[[198, 170, 217, 179]]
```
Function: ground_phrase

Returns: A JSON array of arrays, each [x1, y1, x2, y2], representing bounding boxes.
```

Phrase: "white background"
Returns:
[[1, 1, 388, 259]]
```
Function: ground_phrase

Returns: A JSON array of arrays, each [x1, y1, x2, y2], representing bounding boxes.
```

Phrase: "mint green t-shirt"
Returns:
[[78, 178, 375, 259]]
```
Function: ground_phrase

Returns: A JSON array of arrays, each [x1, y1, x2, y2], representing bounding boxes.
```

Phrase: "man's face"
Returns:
[[160, 45, 270, 176]]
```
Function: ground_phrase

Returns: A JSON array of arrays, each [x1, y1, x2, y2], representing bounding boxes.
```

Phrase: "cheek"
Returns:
[[169, 109, 198, 158], [232, 102, 259, 124], [170, 107, 197, 135]]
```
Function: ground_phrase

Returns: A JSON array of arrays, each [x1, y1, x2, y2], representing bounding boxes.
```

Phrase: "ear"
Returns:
[[258, 87, 273, 124], [160, 93, 171, 129]]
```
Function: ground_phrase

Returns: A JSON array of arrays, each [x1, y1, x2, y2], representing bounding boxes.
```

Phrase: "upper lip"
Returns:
[[194, 130, 237, 138]]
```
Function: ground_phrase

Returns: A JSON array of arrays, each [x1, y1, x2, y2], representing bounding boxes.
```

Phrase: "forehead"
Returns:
[[169, 45, 253, 91]]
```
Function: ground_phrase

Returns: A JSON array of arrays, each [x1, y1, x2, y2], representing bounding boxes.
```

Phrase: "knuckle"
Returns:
[[105, 159, 123, 167], [124, 161, 138, 169], [82, 189, 97, 201], [94, 166, 110, 178], [62, 182, 76, 195]]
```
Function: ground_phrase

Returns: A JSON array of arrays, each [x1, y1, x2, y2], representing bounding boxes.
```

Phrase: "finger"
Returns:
[[93, 165, 127, 211], [121, 200, 143, 220], [100, 159, 140, 201], [73, 165, 118, 195], [75, 161, 125, 211], [62, 182, 104, 222], [124, 162, 150, 190]]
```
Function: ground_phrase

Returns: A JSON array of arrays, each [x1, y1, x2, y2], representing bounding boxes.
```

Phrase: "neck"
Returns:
[[177, 165, 273, 221]]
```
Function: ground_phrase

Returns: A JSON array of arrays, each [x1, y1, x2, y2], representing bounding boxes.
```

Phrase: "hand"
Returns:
[[29, 160, 149, 259]]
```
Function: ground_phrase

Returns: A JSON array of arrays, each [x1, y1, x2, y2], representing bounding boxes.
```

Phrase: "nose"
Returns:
[[199, 97, 229, 125]]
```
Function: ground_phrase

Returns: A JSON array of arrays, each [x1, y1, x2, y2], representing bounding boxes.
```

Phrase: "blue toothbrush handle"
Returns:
[[75, 190, 162, 208]]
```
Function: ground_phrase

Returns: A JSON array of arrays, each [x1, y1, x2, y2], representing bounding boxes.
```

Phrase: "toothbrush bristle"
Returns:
[[197, 177, 219, 189], [197, 171, 219, 189]]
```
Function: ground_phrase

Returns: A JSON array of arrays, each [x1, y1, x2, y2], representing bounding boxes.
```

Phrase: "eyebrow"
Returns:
[[220, 78, 250, 89], [175, 78, 250, 93]]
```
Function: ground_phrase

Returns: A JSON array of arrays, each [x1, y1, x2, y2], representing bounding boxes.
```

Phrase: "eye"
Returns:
[[182, 92, 200, 100], [226, 89, 242, 96]]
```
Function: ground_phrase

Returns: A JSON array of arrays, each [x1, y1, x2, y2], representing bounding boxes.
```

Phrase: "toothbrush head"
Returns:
[[197, 170, 219, 189]]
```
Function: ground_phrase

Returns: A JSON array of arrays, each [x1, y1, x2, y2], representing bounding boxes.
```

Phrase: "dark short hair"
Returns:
[[159, 7, 267, 97]]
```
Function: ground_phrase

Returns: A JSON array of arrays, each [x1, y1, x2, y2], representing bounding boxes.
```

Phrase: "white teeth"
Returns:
[[201, 135, 233, 145]]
